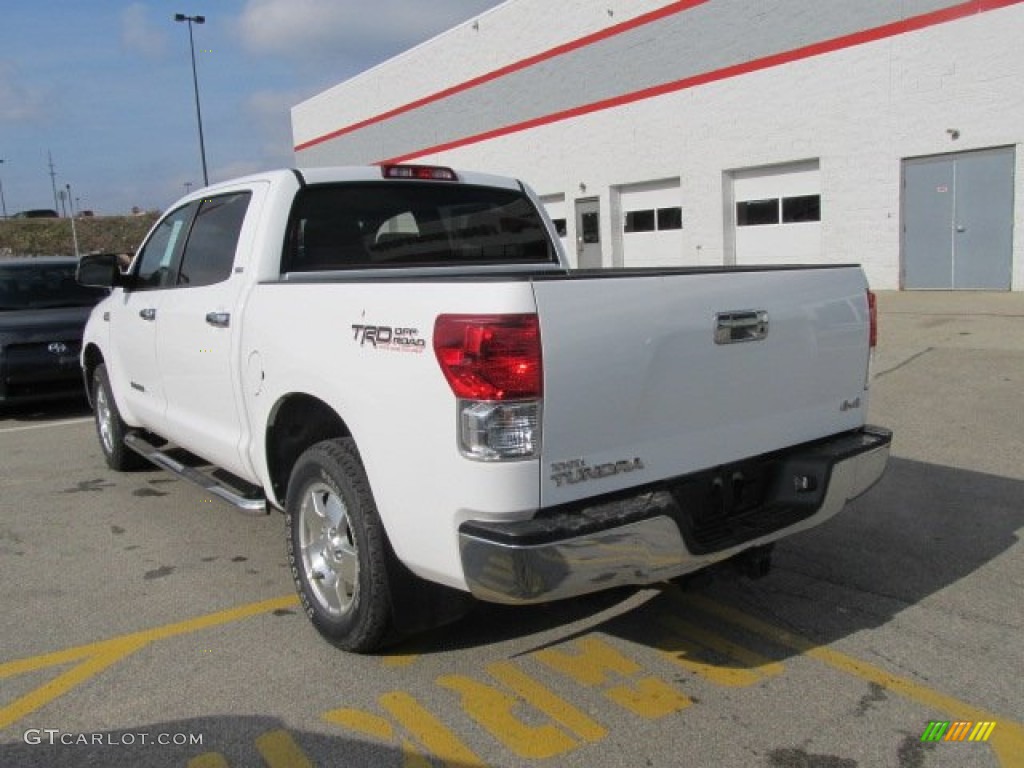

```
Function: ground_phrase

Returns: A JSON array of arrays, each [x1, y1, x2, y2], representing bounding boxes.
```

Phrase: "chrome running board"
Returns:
[[124, 432, 267, 514]]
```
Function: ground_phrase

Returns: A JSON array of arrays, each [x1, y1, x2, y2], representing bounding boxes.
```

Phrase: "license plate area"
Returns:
[[669, 454, 826, 555]]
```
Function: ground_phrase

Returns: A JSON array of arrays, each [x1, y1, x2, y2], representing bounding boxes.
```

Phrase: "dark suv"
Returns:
[[0, 257, 109, 406]]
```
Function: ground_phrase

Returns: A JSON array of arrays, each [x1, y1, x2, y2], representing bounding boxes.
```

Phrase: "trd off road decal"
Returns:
[[351, 324, 426, 353]]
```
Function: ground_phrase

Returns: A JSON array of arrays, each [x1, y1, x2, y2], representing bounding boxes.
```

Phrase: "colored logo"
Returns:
[[920, 721, 996, 742]]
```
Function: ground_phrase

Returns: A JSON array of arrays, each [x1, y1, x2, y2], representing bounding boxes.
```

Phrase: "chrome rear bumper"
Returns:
[[458, 426, 891, 604]]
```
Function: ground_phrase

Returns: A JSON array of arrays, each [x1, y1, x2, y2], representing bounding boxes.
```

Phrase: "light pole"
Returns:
[[0, 159, 7, 218], [174, 13, 209, 187], [48, 150, 59, 213], [66, 183, 80, 258]]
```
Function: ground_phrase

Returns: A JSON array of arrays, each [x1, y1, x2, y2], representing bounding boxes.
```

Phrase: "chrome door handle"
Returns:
[[715, 310, 769, 344], [139, 308, 156, 321], [205, 312, 230, 328]]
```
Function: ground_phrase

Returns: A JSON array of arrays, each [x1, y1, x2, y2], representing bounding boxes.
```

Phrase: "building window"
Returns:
[[657, 207, 682, 230], [551, 218, 567, 237], [782, 194, 821, 223], [624, 209, 656, 232], [736, 199, 779, 227], [580, 211, 600, 243]]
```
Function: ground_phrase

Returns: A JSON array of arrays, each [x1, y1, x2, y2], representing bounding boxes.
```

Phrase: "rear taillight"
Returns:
[[434, 314, 542, 461], [433, 314, 542, 400], [865, 289, 877, 390], [867, 290, 878, 348]]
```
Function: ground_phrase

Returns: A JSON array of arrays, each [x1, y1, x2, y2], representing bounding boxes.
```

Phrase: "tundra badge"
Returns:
[[550, 457, 645, 487]]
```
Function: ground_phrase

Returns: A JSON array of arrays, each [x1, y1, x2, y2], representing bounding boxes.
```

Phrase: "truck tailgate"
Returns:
[[533, 267, 871, 508]]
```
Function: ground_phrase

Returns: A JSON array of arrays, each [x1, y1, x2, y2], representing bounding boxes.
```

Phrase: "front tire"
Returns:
[[92, 364, 145, 471], [286, 438, 394, 652]]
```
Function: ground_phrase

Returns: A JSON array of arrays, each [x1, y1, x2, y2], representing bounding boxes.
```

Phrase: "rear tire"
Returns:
[[286, 438, 394, 652], [92, 364, 145, 471]]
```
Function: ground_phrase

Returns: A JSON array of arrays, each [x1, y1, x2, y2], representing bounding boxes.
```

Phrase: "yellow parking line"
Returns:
[[323, 692, 486, 767], [379, 692, 487, 767], [488, 660, 607, 744], [382, 653, 420, 668], [0, 595, 299, 730], [656, 613, 784, 687], [533, 636, 692, 719], [0, 641, 148, 732], [255, 729, 313, 768], [437, 662, 607, 760], [675, 590, 1024, 768], [656, 631, 762, 687]]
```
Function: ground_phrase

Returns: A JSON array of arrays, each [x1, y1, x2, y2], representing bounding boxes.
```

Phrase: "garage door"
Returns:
[[902, 147, 1014, 290], [616, 179, 683, 267], [730, 161, 821, 265]]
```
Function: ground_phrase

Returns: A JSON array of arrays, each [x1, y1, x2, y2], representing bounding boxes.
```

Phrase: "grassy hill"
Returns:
[[0, 215, 159, 259]]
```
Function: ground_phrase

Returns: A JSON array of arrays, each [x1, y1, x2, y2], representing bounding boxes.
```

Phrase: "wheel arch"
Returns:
[[265, 393, 351, 507], [81, 343, 105, 407]]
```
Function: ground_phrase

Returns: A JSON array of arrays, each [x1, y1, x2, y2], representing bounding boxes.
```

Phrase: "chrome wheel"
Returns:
[[299, 481, 359, 616], [90, 364, 145, 472], [95, 383, 114, 456], [286, 438, 393, 651]]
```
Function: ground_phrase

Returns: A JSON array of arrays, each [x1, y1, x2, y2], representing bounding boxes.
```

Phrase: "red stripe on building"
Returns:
[[293, 0, 710, 152], [376, 0, 1023, 165]]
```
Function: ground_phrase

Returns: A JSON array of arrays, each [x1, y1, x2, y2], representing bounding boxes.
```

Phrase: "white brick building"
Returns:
[[291, 0, 1024, 290]]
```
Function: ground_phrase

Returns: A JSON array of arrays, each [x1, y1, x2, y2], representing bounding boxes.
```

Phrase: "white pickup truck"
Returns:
[[77, 164, 891, 651]]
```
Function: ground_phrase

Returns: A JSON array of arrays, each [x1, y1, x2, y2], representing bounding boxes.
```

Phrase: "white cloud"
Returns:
[[0, 61, 45, 122], [121, 3, 169, 59], [236, 0, 501, 60]]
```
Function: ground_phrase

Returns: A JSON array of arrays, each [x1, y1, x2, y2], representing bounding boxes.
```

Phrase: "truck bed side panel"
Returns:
[[241, 280, 541, 589]]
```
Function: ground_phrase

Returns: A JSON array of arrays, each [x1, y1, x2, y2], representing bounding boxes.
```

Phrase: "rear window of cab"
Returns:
[[282, 182, 557, 273]]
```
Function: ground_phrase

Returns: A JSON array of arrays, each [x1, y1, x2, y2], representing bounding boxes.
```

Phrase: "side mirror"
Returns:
[[77, 252, 129, 288]]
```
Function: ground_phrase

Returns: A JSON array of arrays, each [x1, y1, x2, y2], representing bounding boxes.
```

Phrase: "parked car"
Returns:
[[0, 257, 109, 406], [77, 164, 890, 651]]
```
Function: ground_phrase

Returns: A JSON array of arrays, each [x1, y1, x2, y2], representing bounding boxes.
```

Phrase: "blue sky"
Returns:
[[0, 0, 503, 216]]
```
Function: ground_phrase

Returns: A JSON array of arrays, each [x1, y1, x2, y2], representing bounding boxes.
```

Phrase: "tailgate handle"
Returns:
[[715, 310, 769, 344]]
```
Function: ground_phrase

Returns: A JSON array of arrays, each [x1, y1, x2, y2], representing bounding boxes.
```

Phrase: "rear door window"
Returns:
[[177, 192, 251, 287]]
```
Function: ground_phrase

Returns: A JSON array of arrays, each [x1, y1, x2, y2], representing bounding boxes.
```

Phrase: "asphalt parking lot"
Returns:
[[1, 291, 1022, 768]]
